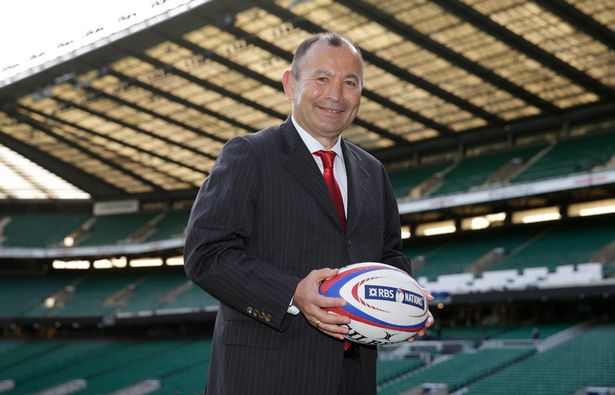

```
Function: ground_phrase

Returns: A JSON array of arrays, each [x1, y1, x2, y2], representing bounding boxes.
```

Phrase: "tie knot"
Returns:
[[313, 150, 336, 169]]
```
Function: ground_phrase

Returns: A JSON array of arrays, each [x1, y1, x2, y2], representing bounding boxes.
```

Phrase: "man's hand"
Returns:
[[409, 288, 435, 342], [293, 268, 350, 340]]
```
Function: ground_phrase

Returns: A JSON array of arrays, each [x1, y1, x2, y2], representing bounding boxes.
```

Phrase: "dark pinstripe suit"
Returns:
[[184, 119, 411, 395]]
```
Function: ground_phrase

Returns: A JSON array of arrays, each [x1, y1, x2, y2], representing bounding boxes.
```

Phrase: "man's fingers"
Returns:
[[422, 287, 435, 301], [310, 267, 339, 282], [314, 294, 346, 308], [312, 320, 349, 339]]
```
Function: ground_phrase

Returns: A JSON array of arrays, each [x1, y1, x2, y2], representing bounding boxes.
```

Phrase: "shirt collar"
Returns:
[[291, 115, 343, 159]]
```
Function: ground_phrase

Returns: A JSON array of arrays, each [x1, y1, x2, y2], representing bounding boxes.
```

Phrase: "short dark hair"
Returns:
[[290, 32, 363, 80]]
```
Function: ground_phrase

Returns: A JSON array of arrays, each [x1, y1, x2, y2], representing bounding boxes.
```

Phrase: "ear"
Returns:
[[282, 70, 295, 102]]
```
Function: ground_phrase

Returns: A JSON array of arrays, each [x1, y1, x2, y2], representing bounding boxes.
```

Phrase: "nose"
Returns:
[[325, 80, 343, 102]]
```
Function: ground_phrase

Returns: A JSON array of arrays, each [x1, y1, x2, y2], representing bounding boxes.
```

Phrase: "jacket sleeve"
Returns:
[[184, 136, 301, 330], [379, 163, 413, 276]]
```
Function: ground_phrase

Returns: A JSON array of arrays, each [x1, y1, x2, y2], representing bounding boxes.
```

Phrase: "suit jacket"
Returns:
[[184, 119, 411, 395]]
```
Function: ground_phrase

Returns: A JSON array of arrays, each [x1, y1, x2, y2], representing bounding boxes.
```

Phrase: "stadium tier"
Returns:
[[388, 161, 451, 199], [407, 226, 536, 281], [466, 323, 615, 395], [511, 130, 615, 184], [377, 359, 425, 386], [0, 214, 612, 321], [377, 348, 535, 394], [0, 269, 218, 319], [405, 215, 615, 281], [143, 210, 190, 242], [78, 212, 158, 246], [431, 144, 546, 196], [0, 213, 89, 248], [0, 210, 190, 248], [494, 215, 615, 272], [1, 325, 612, 394], [0, 271, 83, 317], [0, 339, 211, 394], [436, 323, 575, 342], [389, 129, 615, 199]]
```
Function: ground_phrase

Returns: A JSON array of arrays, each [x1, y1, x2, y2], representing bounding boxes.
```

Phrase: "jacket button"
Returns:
[[246, 307, 253, 315], [346, 239, 352, 246]]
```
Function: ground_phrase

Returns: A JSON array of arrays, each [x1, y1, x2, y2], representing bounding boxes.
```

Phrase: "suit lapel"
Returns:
[[279, 120, 345, 234], [343, 140, 368, 237]]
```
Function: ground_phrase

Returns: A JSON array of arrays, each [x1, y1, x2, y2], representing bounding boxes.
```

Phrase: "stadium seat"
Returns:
[[465, 323, 615, 394], [512, 130, 615, 184]]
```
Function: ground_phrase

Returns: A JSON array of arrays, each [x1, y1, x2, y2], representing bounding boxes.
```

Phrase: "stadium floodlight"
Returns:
[[166, 256, 184, 266], [416, 220, 456, 236], [400, 226, 411, 239], [513, 206, 561, 224], [44, 297, 56, 308], [569, 199, 615, 217], [130, 257, 163, 267], [52, 259, 90, 269], [93, 259, 113, 269], [462, 212, 507, 230], [579, 206, 615, 216]]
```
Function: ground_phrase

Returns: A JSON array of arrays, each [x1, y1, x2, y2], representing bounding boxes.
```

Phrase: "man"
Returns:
[[184, 32, 432, 395]]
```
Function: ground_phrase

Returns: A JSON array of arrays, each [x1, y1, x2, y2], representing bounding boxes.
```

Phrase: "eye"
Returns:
[[345, 80, 359, 87], [316, 76, 329, 83]]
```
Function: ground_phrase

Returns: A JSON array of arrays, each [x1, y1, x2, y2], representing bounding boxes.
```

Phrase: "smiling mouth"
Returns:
[[317, 105, 345, 114]]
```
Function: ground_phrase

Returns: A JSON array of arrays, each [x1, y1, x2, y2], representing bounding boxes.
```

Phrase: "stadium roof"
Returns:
[[0, 0, 614, 201]]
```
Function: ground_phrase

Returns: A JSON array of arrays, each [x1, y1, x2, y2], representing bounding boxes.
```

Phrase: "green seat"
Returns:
[[144, 210, 190, 242], [388, 161, 451, 199], [466, 323, 615, 395], [495, 216, 615, 272], [2, 213, 88, 247], [512, 130, 615, 184], [433, 144, 544, 196], [80, 212, 157, 246], [378, 348, 534, 395]]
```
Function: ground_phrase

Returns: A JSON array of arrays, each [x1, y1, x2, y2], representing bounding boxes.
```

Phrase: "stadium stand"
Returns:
[[78, 212, 158, 246], [494, 215, 615, 272], [0, 339, 211, 394], [431, 144, 545, 196], [511, 130, 615, 184], [465, 323, 615, 394], [143, 210, 190, 242], [1, 1, 615, 394], [0, 213, 89, 247], [403, 215, 615, 282], [0, 209, 190, 248], [407, 226, 536, 280], [387, 129, 615, 201], [491, 323, 573, 341], [436, 322, 576, 342], [0, 271, 83, 317], [436, 326, 510, 342], [377, 348, 535, 394], [388, 161, 451, 199], [0, 269, 219, 319], [120, 270, 218, 313], [377, 359, 425, 386]]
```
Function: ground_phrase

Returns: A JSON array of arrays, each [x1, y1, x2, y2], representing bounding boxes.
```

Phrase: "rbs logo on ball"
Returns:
[[364, 285, 425, 310]]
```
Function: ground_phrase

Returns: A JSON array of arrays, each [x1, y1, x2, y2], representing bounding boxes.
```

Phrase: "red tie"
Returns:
[[313, 150, 346, 230], [313, 151, 353, 352]]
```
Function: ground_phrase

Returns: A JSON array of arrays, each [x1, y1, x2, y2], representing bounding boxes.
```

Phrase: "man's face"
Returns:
[[283, 41, 363, 146]]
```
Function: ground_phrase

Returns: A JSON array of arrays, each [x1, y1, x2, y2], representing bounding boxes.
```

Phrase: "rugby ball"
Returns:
[[319, 262, 428, 345]]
